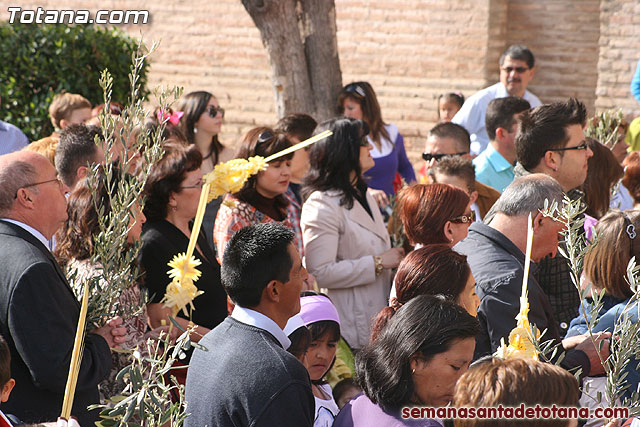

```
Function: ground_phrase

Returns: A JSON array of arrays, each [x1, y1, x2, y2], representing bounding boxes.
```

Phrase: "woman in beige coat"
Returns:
[[301, 118, 404, 349]]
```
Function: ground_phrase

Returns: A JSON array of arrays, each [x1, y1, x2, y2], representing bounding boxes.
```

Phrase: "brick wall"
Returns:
[[595, 0, 640, 118], [506, 0, 601, 114], [1, 0, 638, 165]]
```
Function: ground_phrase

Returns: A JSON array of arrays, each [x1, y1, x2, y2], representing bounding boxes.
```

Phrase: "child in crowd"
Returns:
[[33, 92, 92, 144], [284, 314, 312, 362], [332, 378, 362, 410], [299, 294, 341, 427], [429, 156, 482, 222], [438, 92, 465, 123]]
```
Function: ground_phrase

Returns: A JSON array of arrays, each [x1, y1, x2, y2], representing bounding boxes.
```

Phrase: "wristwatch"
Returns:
[[374, 255, 384, 276]]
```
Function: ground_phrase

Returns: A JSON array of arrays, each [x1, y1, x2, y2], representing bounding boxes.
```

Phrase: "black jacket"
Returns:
[[455, 222, 590, 374], [0, 221, 111, 425]]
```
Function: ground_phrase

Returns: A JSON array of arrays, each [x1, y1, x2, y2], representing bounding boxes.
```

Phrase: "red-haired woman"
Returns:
[[372, 244, 479, 341], [398, 183, 472, 248]]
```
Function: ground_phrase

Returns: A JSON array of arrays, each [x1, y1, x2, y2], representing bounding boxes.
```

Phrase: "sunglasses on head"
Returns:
[[344, 83, 366, 98], [257, 129, 275, 145], [207, 105, 225, 119], [450, 211, 476, 224], [422, 152, 468, 162]]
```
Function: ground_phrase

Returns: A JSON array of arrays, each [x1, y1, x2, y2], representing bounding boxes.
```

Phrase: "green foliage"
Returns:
[[0, 23, 149, 141], [585, 109, 625, 150]]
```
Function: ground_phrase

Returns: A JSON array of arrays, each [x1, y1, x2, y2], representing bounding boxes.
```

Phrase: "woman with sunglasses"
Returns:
[[178, 91, 236, 252], [398, 183, 472, 248], [213, 127, 302, 262], [301, 117, 405, 350], [337, 82, 416, 208]]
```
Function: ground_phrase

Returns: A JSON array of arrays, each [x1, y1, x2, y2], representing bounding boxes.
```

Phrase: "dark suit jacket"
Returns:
[[0, 221, 111, 425]]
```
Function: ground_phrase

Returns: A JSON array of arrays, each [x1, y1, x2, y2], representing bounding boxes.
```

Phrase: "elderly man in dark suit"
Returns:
[[0, 151, 125, 425]]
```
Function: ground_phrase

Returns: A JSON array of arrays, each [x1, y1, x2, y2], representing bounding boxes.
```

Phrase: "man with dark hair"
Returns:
[[513, 98, 593, 334], [55, 124, 104, 190], [455, 175, 607, 378], [473, 97, 531, 192], [453, 45, 541, 155], [515, 98, 592, 192], [423, 122, 500, 218], [185, 222, 313, 427], [0, 151, 124, 425]]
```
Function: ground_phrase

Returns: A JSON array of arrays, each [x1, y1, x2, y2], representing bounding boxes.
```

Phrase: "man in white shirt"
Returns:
[[452, 45, 542, 155]]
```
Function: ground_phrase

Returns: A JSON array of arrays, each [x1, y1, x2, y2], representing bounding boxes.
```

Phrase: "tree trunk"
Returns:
[[242, 0, 342, 122]]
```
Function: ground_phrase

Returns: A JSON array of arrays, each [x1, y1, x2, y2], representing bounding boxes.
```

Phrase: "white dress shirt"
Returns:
[[0, 218, 49, 249], [452, 82, 542, 155], [231, 305, 291, 349]]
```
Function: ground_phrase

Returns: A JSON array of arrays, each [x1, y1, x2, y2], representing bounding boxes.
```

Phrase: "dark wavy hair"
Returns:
[[54, 166, 127, 267], [370, 245, 471, 341], [337, 81, 390, 148], [357, 295, 479, 411], [143, 141, 203, 222], [234, 126, 293, 215], [398, 183, 470, 245], [177, 91, 225, 164], [302, 117, 370, 209]]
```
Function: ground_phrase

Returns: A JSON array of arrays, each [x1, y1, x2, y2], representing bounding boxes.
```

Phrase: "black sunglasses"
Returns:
[[257, 130, 275, 145], [450, 211, 476, 224], [344, 83, 366, 98], [207, 105, 225, 119], [546, 142, 589, 152], [422, 152, 468, 162], [501, 66, 529, 74]]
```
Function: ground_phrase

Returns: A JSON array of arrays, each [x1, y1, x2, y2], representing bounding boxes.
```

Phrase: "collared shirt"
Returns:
[[0, 218, 49, 249], [0, 120, 29, 155], [473, 144, 515, 193], [231, 305, 291, 349], [452, 82, 542, 155]]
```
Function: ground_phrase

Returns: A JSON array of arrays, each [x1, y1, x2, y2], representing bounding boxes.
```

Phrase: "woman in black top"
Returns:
[[140, 141, 228, 340]]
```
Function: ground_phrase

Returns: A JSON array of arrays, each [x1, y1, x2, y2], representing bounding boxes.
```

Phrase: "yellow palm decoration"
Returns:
[[495, 213, 540, 360], [162, 130, 332, 316]]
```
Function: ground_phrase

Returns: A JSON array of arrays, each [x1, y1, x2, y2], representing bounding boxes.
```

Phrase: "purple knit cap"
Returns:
[[299, 295, 341, 326]]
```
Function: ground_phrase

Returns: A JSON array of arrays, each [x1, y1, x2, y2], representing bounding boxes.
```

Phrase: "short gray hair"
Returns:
[[487, 174, 564, 219], [0, 160, 37, 216]]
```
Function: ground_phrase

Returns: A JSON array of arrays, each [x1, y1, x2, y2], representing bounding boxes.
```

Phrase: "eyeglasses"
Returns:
[[14, 177, 63, 199], [179, 180, 204, 190], [422, 152, 468, 162], [359, 136, 370, 147], [546, 142, 589, 152], [450, 211, 476, 224], [207, 105, 225, 119], [501, 66, 529, 74], [344, 83, 366, 98]]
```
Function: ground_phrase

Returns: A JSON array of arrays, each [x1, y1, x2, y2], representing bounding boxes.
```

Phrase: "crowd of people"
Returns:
[[1, 44, 640, 427]]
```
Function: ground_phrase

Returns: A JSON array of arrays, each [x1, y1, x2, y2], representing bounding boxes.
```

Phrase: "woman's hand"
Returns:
[[379, 247, 405, 269], [369, 188, 390, 209]]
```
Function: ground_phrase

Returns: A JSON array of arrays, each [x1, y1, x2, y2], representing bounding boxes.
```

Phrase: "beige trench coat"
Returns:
[[301, 190, 392, 349]]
